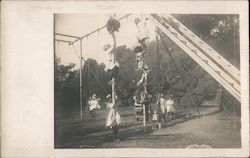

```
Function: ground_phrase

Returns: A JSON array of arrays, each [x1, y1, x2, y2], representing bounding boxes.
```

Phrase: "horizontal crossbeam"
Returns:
[[55, 33, 80, 39], [71, 13, 132, 45], [54, 39, 71, 44]]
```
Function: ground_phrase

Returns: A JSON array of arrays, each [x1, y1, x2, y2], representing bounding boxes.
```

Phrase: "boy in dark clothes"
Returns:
[[149, 97, 160, 130]]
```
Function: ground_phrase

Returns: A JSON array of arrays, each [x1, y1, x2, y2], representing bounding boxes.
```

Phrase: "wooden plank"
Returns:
[[161, 14, 240, 82], [158, 17, 240, 93], [148, 14, 241, 102]]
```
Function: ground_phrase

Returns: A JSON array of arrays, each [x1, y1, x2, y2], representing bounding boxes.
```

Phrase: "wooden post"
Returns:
[[111, 32, 116, 106], [80, 39, 83, 119], [155, 28, 161, 129], [143, 104, 146, 127]]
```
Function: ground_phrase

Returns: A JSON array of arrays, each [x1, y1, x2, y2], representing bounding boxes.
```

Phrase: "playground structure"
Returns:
[[55, 14, 241, 126]]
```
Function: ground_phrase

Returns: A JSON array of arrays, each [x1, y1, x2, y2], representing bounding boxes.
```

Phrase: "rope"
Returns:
[[72, 39, 124, 95], [85, 62, 109, 94], [71, 44, 109, 94], [72, 44, 81, 58], [157, 30, 201, 117], [86, 37, 91, 81], [97, 30, 100, 76]]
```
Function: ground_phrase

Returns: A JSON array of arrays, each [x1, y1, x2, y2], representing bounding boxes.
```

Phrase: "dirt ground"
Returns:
[[55, 103, 241, 148]]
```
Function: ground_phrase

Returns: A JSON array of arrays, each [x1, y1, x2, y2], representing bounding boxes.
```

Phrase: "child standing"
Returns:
[[105, 95, 121, 142], [158, 94, 167, 122], [149, 97, 160, 130], [166, 95, 176, 119]]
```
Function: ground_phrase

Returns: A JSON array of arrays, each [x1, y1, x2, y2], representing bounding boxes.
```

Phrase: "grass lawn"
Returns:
[[55, 104, 241, 148]]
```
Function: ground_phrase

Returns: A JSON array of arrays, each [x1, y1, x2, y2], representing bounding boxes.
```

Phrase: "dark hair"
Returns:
[[134, 46, 144, 54]]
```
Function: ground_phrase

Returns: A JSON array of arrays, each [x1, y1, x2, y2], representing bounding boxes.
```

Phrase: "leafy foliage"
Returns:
[[55, 14, 240, 113]]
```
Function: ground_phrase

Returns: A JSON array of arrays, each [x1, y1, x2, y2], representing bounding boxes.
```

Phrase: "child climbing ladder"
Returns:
[[134, 15, 150, 127]]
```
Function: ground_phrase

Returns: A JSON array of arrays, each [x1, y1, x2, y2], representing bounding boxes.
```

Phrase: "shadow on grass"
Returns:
[[56, 104, 221, 149], [202, 109, 221, 116], [55, 122, 144, 148], [55, 114, 200, 148]]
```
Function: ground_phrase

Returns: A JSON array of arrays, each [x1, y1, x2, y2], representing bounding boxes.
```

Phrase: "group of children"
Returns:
[[103, 16, 122, 143], [87, 93, 121, 142], [135, 93, 176, 123], [134, 17, 150, 88], [140, 94, 175, 130], [89, 15, 175, 142], [132, 17, 151, 123], [88, 92, 176, 142], [158, 94, 176, 122], [105, 16, 151, 142], [103, 15, 151, 141]]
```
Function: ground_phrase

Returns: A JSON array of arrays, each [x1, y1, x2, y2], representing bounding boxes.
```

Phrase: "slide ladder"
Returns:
[[148, 14, 241, 102]]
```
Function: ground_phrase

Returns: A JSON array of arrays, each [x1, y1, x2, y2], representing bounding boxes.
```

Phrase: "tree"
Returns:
[[54, 57, 76, 91], [82, 58, 110, 105], [54, 56, 79, 113], [55, 14, 240, 113]]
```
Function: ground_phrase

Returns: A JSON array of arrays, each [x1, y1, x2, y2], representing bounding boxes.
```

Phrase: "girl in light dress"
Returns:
[[103, 44, 120, 81], [105, 95, 121, 142], [158, 94, 167, 122], [165, 96, 176, 119], [88, 94, 101, 118], [134, 17, 150, 49]]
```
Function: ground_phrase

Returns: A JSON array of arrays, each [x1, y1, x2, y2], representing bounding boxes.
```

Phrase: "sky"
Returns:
[[54, 14, 156, 69]]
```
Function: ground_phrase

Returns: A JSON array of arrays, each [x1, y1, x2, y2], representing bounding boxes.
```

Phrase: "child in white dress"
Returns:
[[134, 17, 150, 49], [105, 95, 121, 142], [166, 96, 176, 119]]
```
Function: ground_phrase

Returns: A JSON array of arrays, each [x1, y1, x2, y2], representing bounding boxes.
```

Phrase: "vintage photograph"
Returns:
[[54, 13, 241, 148]]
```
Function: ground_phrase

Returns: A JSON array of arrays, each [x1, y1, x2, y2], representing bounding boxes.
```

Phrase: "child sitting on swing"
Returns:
[[88, 96, 96, 118], [105, 94, 121, 142], [91, 93, 101, 110]]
